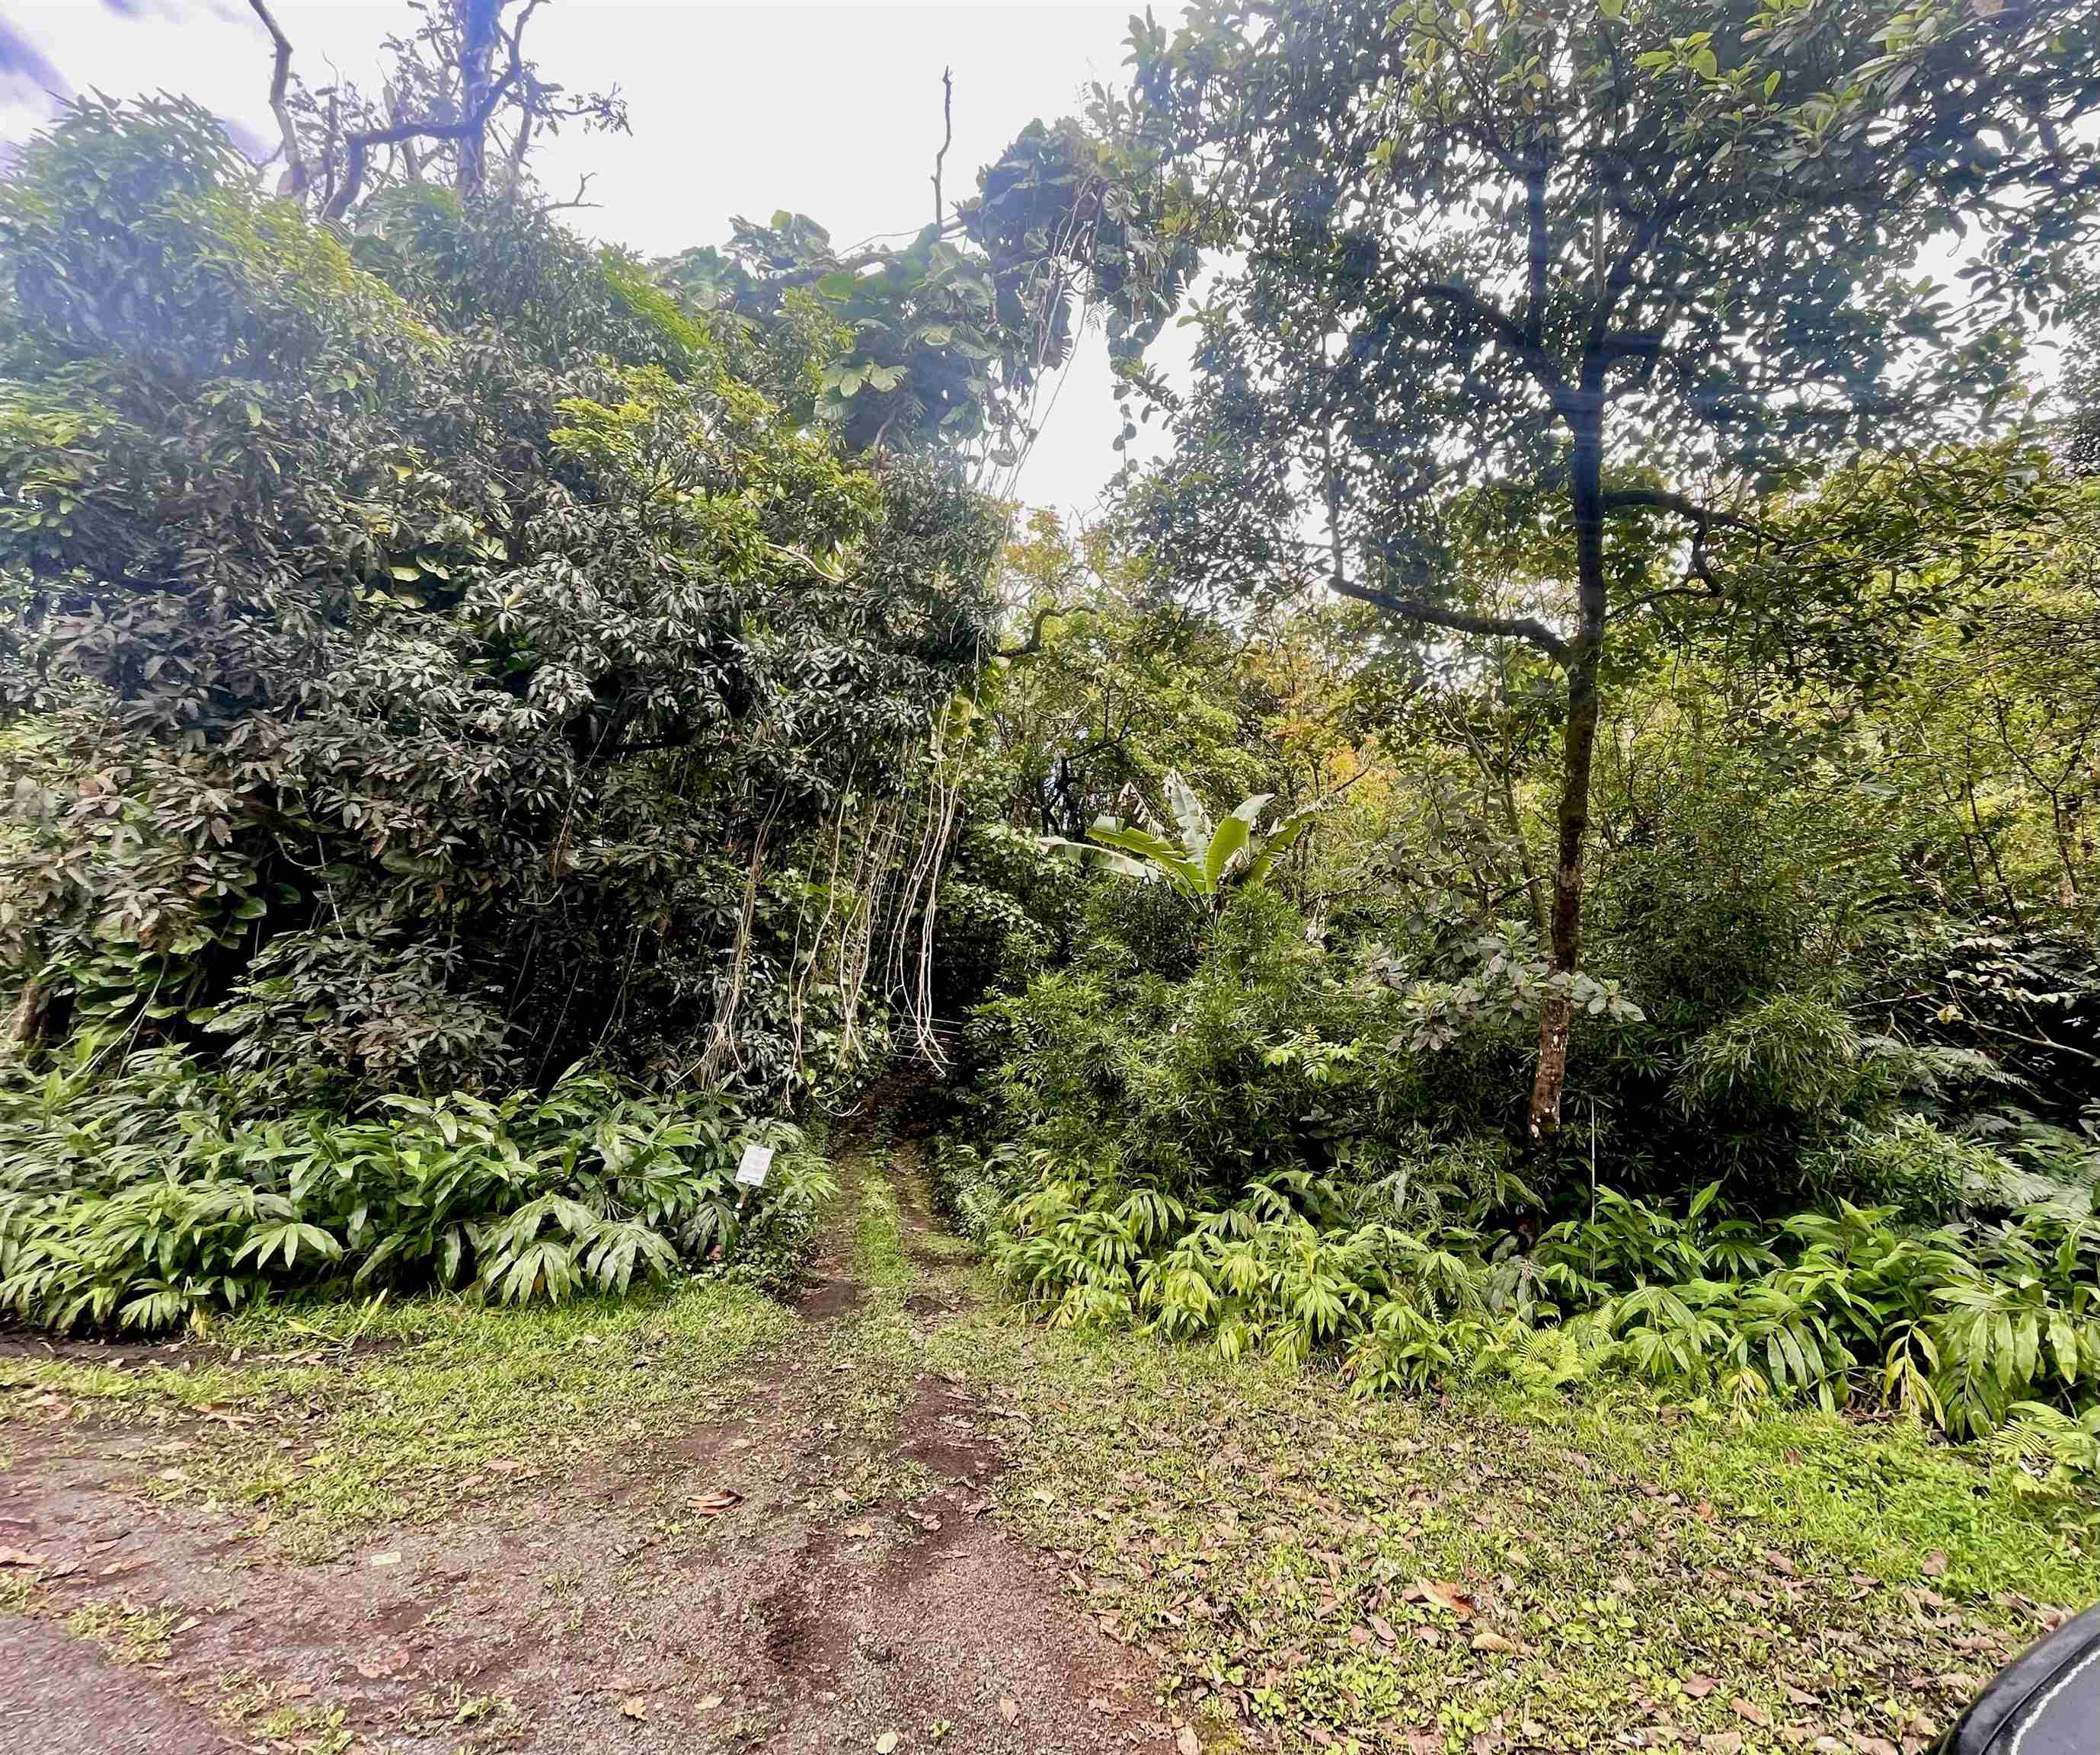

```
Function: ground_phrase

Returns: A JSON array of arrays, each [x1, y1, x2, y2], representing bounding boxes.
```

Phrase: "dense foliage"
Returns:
[[0, 91, 1002, 1326], [0, 97, 999, 1106], [0, 1048, 830, 1331], [1, 0, 2095, 1524]]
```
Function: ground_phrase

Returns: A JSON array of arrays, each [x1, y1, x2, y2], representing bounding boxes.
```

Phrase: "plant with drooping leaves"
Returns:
[[1041, 772, 1325, 916]]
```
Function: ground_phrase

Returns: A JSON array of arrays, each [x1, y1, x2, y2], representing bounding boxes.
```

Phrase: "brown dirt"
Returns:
[[0, 1131, 1166, 1755]]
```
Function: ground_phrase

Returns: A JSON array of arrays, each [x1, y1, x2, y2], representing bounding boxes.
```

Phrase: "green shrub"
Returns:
[[1673, 993, 1865, 1123], [0, 1044, 832, 1332], [1804, 1114, 2013, 1222], [978, 1142, 2100, 1484]]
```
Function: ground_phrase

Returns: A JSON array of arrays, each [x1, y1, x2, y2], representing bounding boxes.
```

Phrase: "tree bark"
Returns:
[[4, 978, 50, 1055], [1528, 412, 1609, 1143], [455, 0, 501, 197]]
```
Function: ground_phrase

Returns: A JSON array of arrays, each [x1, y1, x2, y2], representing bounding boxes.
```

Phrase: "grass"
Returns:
[[924, 1308, 2097, 1755], [0, 1278, 791, 1558], [62, 1597, 183, 1664]]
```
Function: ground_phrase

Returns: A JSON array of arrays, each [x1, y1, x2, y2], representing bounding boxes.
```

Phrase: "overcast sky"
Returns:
[[0, 0, 1186, 521]]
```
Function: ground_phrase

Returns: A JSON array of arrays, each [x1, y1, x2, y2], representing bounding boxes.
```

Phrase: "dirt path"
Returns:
[[0, 1123, 1164, 1755]]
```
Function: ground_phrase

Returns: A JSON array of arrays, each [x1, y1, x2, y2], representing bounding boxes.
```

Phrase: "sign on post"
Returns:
[[735, 1142, 775, 1189]]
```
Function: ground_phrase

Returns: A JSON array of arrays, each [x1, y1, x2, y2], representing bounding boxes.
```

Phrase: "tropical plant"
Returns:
[[1108, 0, 2100, 1143], [0, 1045, 831, 1331], [1041, 772, 1325, 916]]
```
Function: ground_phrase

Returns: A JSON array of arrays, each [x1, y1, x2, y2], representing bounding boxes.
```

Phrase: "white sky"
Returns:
[[0, 0, 1188, 522]]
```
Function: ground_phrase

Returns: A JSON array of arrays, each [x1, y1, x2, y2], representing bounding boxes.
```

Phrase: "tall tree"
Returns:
[[1116, 0, 2100, 1142]]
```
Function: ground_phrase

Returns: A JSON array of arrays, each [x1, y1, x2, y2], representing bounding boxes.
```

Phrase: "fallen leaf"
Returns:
[[622, 1696, 647, 1721], [1411, 1578, 1476, 1620], [1177, 1728, 1202, 1755], [369, 1551, 402, 1568], [1920, 1552, 1948, 1578], [876, 1733, 900, 1754], [697, 1694, 723, 1712], [486, 1458, 523, 1476], [690, 1488, 743, 1517], [1699, 1737, 1744, 1755], [1685, 1676, 1718, 1699], [1733, 1699, 1772, 1728], [1370, 1613, 1398, 1645], [1470, 1631, 1514, 1654], [999, 1697, 1019, 1724], [0, 1547, 50, 1568]]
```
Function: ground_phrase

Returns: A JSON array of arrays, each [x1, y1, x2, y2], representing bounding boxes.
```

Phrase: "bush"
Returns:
[[0, 1044, 832, 1332], [1804, 1114, 2014, 1222], [0, 97, 999, 1109], [981, 1145, 2100, 1472]]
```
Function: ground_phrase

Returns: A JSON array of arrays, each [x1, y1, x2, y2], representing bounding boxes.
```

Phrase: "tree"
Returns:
[[0, 97, 1000, 1100], [1115, 0, 2100, 1142], [242, 0, 628, 219], [662, 108, 1199, 475]]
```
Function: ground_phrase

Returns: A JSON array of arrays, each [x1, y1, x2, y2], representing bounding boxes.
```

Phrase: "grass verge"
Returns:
[[925, 1310, 2095, 1755], [2, 1279, 791, 1559]]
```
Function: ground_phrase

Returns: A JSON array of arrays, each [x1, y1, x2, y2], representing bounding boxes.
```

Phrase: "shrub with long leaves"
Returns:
[[0, 1044, 833, 1331], [983, 1148, 2100, 1488]]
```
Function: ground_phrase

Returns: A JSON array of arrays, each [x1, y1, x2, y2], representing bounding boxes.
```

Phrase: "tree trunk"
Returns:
[[4, 978, 50, 1056], [1528, 414, 1609, 1143], [455, 0, 501, 197]]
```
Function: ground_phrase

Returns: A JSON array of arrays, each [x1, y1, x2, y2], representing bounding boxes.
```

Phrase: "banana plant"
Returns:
[[1042, 772, 1324, 915]]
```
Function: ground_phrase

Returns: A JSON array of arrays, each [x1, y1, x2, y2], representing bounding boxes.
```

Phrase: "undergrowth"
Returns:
[[0, 1044, 833, 1333], [941, 1140, 2100, 1503]]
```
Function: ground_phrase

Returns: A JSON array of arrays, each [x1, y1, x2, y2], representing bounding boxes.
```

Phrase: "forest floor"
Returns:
[[1, 1116, 2093, 1755]]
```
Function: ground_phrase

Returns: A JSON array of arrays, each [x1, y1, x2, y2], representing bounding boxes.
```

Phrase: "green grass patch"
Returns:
[[2, 1279, 790, 1557], [925, 1309, 2094, 1754], [853, 1168, 912, 1296]]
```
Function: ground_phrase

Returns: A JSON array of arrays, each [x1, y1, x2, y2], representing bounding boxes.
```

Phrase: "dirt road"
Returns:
[[0, 1134, 1164, 1755]]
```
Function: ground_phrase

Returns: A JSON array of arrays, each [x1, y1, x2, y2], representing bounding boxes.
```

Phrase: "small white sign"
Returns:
[[735, 1143, 775, 1188]]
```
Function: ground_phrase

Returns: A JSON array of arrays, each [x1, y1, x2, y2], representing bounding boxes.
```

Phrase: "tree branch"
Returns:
[[246, 0, 306, 198], [322, 0, 537, 219], [996, 602, 1069, 660], [536, 171, 597, 215], [1599, 488, 1767, 536], [931, 66, 954, 231], [1423, 280, 1567, 402], [1523, 154, 1549, 350], [1328, 577, 1568, 663]]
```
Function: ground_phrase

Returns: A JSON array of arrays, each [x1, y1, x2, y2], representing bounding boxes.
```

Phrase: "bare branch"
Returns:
[[246, 0, 306, 199], [324, 61, 521, 220], [1328, 577, 1569, 663], [931, 66, 954, 232], [536, 171, 597, 216]]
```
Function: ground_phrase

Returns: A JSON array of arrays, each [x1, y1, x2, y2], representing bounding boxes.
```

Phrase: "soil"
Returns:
[[0, 1125, 1165, 1755]]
